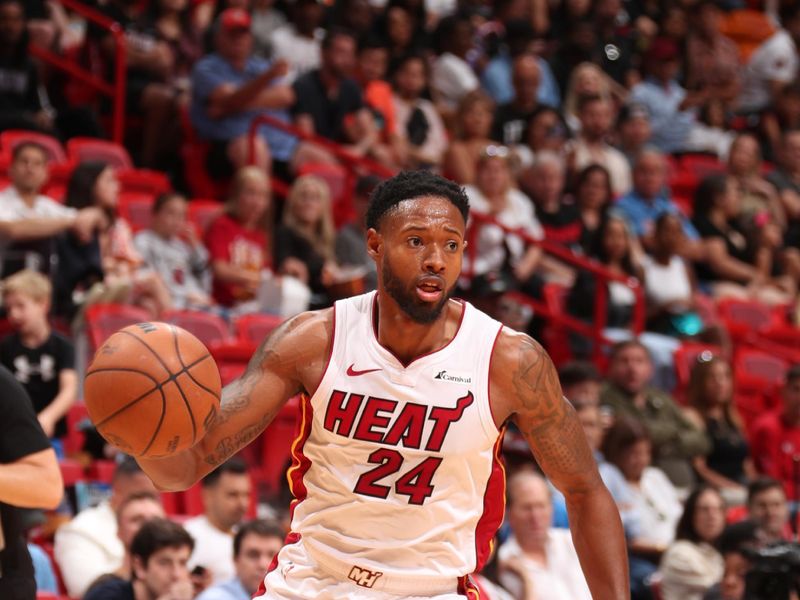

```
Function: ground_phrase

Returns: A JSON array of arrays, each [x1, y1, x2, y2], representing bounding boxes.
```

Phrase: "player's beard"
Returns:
[[382, 258, 455, 324]]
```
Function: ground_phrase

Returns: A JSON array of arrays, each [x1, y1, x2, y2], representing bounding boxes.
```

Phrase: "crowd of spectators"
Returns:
[[3, 0, 800, 598]]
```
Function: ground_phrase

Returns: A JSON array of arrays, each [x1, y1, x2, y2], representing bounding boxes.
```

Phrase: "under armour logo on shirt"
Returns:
[[13, 354, 56, 383]]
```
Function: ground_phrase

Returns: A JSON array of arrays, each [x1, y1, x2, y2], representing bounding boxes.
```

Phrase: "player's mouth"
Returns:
[[416, 277, 444, 302]]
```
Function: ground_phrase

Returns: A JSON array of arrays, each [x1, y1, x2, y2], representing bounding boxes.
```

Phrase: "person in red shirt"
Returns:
[[750, 365, 800, 502], [205, 167, 272, 308]]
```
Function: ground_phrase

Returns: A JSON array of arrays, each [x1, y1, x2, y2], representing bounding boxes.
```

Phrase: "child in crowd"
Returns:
[[134, 193, 212, 310], [0, 270, 77, 442]]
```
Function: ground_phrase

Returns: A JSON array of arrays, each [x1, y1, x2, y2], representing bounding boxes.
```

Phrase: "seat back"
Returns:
[[233, 313, 284, 345], [84, 303, 151, 351], [0, 130, 67, 164], [67, 137, 133, 169], [188, 199, 224, 235], [162, 310, 232, 347]]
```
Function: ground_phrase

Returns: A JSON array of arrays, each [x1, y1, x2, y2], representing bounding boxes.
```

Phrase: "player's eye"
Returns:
[[445, 241, 459, 252], [407, 237, 422, 247]]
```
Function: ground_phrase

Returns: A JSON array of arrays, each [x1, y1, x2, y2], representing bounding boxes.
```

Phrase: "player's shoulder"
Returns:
[[490, 327, 550, 375], [271, 308, 334, 355]]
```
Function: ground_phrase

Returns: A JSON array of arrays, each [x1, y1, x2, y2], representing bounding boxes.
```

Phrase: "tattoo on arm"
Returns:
[[201, 313, 315, 467], [512, 337, 597, 487]]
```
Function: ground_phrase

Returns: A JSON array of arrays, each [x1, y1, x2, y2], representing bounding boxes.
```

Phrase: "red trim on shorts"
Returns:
[[472, 429, 506, 572], [254, 532, 301, 598], [457, 575, 482, 599]]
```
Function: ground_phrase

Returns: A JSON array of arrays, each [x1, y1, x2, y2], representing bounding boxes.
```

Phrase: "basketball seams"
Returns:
[[170, 325, 198, 446], [86, 324, 221, 458], [139, 384, 168, 456]]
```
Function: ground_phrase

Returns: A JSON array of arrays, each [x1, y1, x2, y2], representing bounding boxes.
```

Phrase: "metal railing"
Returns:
[[464, 211, 646, 363], [28, 0, 127, 143], [246, 113, 395, 178]]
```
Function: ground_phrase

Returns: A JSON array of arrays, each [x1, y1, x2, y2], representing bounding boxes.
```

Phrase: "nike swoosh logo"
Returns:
[[346, 364, 382, 376]]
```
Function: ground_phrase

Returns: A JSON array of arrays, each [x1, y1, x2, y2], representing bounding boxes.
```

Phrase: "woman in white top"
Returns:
[[659, 486, 726, 600], [601, 416, 684, 600]]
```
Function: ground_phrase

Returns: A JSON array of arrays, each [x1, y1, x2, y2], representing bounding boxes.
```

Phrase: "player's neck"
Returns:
[[374, 294, 460, 366], [19, 322, 50, 348]]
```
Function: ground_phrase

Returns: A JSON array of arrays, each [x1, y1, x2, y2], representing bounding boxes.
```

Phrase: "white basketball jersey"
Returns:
[[287, 291, 506, 579]]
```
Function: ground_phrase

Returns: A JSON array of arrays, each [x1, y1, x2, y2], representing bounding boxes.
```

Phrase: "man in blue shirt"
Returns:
[[196, 520, 284, 600], [480, 19, 560, 109], [616, 148, 700, 253], [191, 9, 300, 179], [629, 37, 706, 154]]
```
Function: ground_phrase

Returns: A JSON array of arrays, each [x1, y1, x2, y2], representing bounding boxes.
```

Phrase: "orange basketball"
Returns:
[[84, 322, 221, 458]]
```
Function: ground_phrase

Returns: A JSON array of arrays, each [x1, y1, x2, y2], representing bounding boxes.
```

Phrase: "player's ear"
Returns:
[[366, 228, 382, 259]]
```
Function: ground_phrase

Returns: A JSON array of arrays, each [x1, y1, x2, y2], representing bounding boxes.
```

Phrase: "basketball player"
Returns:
[[137, 172, 628, 598]]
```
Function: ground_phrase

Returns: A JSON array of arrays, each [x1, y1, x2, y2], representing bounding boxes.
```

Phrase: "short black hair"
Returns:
[[675, 485, 724, 544], [130, 518, 194, 570], [558, 361, 601, 388], [747, 477, 785, 506], [113, 455, 145, 483], [11, 141, 48, 163], [366, 171, 469, 230], [322, 26, 356, 51], [718, 520, 760, 554], [153, 192, 186, 214], [202, 456, 249, 488], [233, 519, 285, 557]]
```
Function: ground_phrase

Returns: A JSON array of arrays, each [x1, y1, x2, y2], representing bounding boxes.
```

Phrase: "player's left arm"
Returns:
[[492, 329, 629, 600]]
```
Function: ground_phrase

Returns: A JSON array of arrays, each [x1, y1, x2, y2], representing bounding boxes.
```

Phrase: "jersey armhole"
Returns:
[[479, 323, 505, 440], [306, 304, 338, 399]]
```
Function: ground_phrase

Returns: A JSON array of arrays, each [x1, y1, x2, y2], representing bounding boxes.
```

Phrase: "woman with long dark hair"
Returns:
[[684, 356, 753, 503], [659, 485, 726, 600]]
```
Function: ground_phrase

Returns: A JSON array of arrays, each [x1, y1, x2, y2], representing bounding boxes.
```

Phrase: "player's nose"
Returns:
[[422, 244, 446, 273]]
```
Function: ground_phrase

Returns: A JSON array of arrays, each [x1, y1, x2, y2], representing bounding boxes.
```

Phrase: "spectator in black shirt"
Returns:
[[292, 28, 384, 162], [92, 0, 180, 168], [0, 0, 53, 134], [0, 364, 63, 600], [0, 270, 76, 440], [491, 54, 541, 146]]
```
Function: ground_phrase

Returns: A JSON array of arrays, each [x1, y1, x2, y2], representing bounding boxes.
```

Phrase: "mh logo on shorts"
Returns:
[[348, 565, 383, 588]]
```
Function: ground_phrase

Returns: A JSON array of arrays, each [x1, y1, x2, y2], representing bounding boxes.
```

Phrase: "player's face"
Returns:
[[4, 292, 48, 335], [369, 196, 465, 324], [134, 545, 192, 597], [235, 534, 283, 594], [205, 472, 251, 531], [117, 499, 165, 549]]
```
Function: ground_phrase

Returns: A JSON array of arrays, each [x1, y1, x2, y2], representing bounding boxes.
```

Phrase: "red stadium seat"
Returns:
[[64, 403, 89, 454], [87, 459, 116, 484], [233, 313, 284, 345], [209, 339, 257, 385], [717, 298, 787, 340], [118, 192, 155, 231], [66, 137, 133, 169], [734, 348, 788, 388], [84, 303, 151, 351], [188, 199, 224, 234], [59, 458, 85, 487], [116, 168, 171, 196], [0, 130, 67, 164], [679, 153, 725, 178], [161, 310, 233, 347]]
